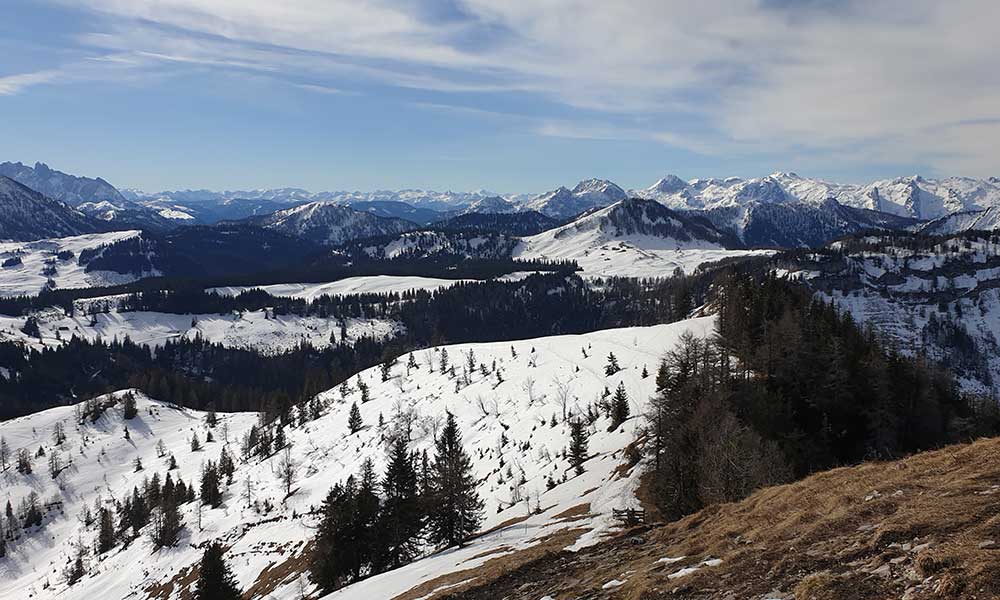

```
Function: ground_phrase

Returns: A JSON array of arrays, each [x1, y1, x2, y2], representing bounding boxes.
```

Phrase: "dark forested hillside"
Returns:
[[646, 270, 993, 523], [0, 272, 704, 419]]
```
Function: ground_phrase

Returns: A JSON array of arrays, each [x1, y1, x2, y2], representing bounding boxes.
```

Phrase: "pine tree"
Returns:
[[218, 447, 235, 484], [358, 380, 371, 403], [427, 412, 483, 548], [310, 480, 355, 592], [191, 432, 201, 452], [200, 461, 222, 507], [195, 542, 241, 600], [439, 348, 449, 373], [406, 353, 418, 375], [604, 352, 621, 376], [610, 382, 630, 429], [151, 496, 183, 548], [377, 437, 423, 570], [354, 460, 381, 578], [122, 392, 138, 420], [97, 507, 115, 554], [65, 552, 86, 586], [348, 403, 363, 434], [569, 419, 588, 476]]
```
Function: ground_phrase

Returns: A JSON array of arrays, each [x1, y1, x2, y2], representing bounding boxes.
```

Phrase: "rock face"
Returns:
[[0, 161, 125, 206], [522, 179, 629, 219], [0, 176, 101, 241]]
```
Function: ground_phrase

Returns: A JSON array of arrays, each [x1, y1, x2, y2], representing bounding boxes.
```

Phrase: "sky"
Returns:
[[0, 0, 997, 194]]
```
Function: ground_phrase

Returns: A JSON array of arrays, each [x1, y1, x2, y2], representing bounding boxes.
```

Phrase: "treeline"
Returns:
[[0, 257, 574, 317], [0, 273, 709, 419], [645, 271, 999, 520], [0, 334, 388, 420]]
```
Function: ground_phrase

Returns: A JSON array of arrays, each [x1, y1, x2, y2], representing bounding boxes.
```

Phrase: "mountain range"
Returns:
[[0, 176, 101, 241]]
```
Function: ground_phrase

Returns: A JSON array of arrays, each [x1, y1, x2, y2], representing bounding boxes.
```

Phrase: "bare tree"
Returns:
[[0, 436, 8, 470], [277, 447, 296, 498], [522, 377, 538, 405], [553, 378, 572, 421]]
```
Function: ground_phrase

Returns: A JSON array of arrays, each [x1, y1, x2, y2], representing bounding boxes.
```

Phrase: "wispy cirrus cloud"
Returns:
[[0, 70, 62, 95], [13, 0, 1000, 177]]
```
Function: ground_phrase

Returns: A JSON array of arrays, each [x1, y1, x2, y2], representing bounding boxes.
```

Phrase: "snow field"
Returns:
[[0, 317, 715, 600]]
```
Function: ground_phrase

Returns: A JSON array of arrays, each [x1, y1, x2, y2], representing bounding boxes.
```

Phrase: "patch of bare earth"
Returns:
[[437, 437, 1000, 599]]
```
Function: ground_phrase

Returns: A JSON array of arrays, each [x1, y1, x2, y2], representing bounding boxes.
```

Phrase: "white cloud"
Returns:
[[0, 70, 62, 95], [27, 0, 1000, 175]]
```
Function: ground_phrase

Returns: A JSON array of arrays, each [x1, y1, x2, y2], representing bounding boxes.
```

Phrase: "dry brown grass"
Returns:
[[438, 437, 1000, 599], [392, 527, 589, 600]]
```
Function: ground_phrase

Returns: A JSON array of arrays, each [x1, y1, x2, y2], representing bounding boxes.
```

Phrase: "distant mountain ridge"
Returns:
[[0, 176, 102, 241], [246, 202, 420, 246], [0, 161, 125, 206], [636, 172, 1000, 220]]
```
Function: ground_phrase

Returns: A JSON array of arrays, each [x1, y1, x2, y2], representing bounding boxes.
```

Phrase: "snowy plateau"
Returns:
[[0, 231, 153, 297], [0, 318, 713, 600]]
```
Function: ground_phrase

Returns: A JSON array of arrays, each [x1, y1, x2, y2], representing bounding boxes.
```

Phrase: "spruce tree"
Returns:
[[610, 382, 630, 429], [348, 403, 363, 434], [195, 542, 241, 600], [122, 392, 138, 420], [97, 507, 115, 554], [377, 437, 423, 570], [427, 412, 483, 548], [353, 459, 381, 579], [151, 496, 183, 548], [604, 352, 621, 376], [439, 348, 449, 373], [569, 419, 588, 476], [200, 461, 222, 507], [310, 481, 355, 592]]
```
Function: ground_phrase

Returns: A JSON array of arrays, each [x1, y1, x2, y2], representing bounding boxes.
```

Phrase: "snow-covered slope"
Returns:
[[0, 318, 713, 600], [781, 233, 1000, 395], [0, 230, 149, 296], [355, 230, 519, 260], [208, 275, 476, 301], [128, 188, 507, 217], [515, 198, 762, 278], [695, 197, 919, 248], [918, 207, 1000, 235], [0, 307, 400, 355], [636, 172, 1000, 221], [251, 202, 419, 246], [0, 177, 102, 242]]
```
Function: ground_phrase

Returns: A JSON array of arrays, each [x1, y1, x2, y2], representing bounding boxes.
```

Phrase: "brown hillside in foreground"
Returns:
[[441, 437, 1000, 600]]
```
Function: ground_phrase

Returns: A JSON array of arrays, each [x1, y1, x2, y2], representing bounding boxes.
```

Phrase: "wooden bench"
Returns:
[[612, 508, 646, 526]]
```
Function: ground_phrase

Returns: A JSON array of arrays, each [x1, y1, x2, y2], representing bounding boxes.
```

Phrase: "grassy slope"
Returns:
[[439, 437, 1000, 600]]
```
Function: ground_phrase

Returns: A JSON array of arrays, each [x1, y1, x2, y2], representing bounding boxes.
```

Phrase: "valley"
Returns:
[[2, 161, 1000, 600]]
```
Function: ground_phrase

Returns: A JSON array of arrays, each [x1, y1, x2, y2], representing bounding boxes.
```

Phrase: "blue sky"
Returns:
[[1, 0, 996, 193]]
